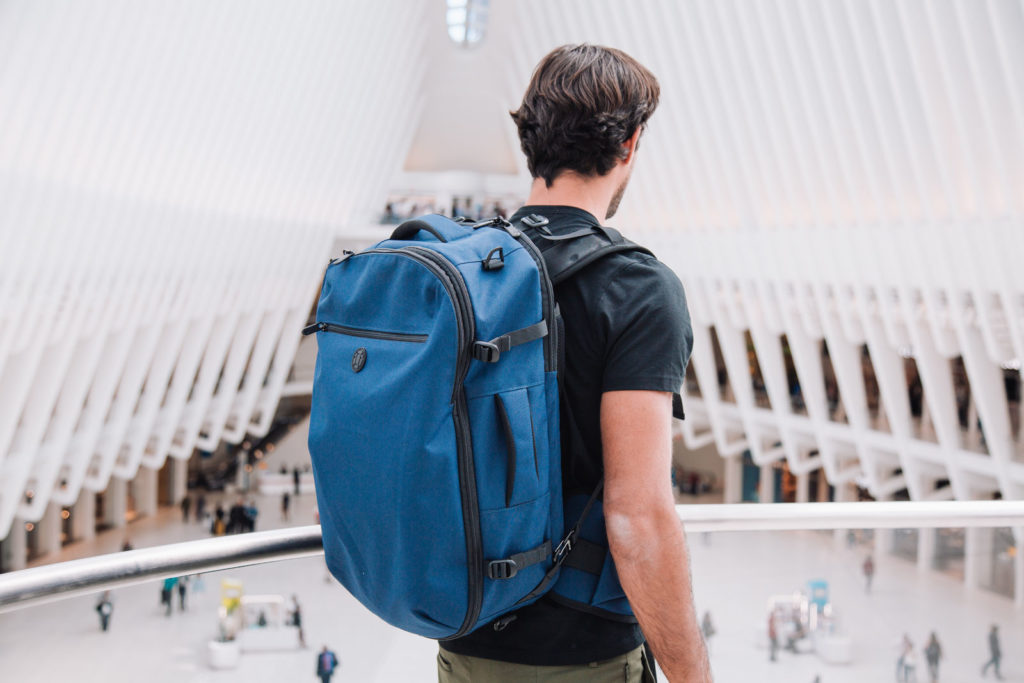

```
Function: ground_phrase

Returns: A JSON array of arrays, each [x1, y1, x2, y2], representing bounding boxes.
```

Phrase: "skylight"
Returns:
[[446, 0, 489, 47]]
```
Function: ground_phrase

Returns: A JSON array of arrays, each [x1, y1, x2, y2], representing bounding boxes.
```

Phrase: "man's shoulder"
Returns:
[[571, 246, 685, 312]]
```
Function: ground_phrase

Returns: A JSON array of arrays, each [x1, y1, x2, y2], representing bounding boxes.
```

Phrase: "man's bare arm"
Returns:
[[601, 390, 711, 682]]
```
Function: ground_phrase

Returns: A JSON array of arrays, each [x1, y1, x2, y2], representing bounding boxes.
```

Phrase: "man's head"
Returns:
[[511, 44, 660, 213]]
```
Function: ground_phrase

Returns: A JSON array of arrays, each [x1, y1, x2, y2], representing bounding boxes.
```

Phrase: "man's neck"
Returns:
[[523, 173, 615, 223]]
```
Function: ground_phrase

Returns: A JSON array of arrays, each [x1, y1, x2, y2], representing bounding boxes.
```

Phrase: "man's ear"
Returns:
[[622, 126, 643, 165]]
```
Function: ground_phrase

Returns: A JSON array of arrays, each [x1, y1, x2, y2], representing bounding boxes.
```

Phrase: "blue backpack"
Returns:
[[305, 213, 650, 639]]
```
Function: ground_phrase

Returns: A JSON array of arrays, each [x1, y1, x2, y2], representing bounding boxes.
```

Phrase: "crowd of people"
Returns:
[[83, 459, 348, 679], [381, 197, 514, 225]]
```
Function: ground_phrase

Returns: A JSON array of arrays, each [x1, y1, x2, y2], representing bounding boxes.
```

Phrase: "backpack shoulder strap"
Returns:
[[521, 218, 654, 285]]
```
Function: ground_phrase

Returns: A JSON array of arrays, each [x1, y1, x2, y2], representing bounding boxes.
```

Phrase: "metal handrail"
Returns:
[[2, 500, 1023, 614]]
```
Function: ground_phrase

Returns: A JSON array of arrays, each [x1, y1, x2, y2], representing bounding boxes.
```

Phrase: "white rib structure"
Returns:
[[1, 0, 1023, 588], [0, 0, 429, 540]]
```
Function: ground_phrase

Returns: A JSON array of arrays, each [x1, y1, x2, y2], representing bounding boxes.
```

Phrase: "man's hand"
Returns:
[[602, 390, 712, 682]]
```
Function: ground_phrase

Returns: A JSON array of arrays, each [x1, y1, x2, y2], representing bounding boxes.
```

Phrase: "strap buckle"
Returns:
[[487, 559, 519, 580], [520, 214, 549, 230], [472, 341, 501, 363], [554, 534, 574, 563]]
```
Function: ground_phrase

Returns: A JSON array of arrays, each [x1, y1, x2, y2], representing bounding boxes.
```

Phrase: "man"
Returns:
[[981, 624, 1002, 679], [863, 555, 875, 594], [95, 591, 113, 632], [316, 645, 339, 683], [438, 44, 710, 682]]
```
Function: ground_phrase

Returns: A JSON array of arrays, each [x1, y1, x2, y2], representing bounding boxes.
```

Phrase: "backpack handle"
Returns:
[[391, 217, 450, 243]]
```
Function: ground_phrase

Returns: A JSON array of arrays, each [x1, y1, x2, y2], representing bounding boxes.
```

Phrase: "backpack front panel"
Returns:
[[309, 251, 470, 638]]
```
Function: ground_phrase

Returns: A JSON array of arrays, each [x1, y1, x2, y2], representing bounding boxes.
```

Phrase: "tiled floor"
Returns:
[[2, 489, 1021, 682]]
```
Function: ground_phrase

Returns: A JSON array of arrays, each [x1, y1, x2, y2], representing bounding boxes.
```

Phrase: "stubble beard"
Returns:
[[605, 172, 631, 220]]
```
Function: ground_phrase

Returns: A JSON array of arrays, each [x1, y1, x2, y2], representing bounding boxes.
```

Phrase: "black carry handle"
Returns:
[[390, 219, 448, 243]]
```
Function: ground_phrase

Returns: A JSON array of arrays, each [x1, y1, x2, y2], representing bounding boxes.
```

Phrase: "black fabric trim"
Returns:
[[562, 537, 606, 575], [495, 394, 516, 508], [544, 592, 640, 624]]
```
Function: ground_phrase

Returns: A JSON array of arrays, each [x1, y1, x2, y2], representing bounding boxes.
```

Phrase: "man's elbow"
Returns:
[[604, 500, 681, 564]]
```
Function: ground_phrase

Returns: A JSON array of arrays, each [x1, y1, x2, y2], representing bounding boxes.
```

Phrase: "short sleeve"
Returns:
[[597, 258, 693, 393]]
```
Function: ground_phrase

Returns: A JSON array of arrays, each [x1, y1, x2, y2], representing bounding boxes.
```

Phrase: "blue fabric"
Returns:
[[552, 495, 635, 619], [309, 215, 563, 639]]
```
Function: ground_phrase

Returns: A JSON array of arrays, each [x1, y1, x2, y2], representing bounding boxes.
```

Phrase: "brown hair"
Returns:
[[511, 44, 660, 187]]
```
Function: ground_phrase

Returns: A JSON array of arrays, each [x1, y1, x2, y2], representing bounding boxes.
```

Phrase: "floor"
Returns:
[[1, 489, 1021, 682]]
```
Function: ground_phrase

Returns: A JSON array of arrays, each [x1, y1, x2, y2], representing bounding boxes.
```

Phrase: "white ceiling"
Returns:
[[1, 0, 1024, 542]]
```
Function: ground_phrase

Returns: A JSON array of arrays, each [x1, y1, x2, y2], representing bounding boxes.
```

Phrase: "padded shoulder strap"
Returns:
[[525, 222, 654, 285]]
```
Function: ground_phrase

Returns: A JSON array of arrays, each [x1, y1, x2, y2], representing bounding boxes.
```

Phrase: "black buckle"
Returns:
[[521, 214, 549, 229], [473, 342, 500, 363], [488, 559, 519, 580]]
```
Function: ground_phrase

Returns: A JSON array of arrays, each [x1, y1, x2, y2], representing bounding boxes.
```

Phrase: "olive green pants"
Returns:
[[437, 643, 655, 682]]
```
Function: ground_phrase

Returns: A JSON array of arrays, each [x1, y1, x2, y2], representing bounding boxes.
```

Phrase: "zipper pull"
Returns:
[[301, 322, 326, 336], [329, 250, 354, 266]]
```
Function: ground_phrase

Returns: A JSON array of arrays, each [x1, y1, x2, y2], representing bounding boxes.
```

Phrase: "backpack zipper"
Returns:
[[350, 246, 484, 640], [404, 245, 485, 640], [496, 223, 559, 373], [301, 322, 427, 343]]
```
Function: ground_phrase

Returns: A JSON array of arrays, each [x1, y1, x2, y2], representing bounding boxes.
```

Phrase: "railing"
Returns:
[[2, 500, 1024, 614]]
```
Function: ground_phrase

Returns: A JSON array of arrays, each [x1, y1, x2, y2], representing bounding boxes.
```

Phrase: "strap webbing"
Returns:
[[562, 537, 606, 575], [534, 226, 600, 241], [514, 479, 605, 606], [472, 320, 549, 362], [487, 540, 552, 580]]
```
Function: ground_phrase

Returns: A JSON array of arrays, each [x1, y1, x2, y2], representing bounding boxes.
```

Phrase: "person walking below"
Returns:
[[768, 612, 779, 662], [863, 555, 875, 594], [701, 611, 716, 655], [316, 646, 338, 683], [281, 491, 291, 522], [195, 493, 207, 523], [901, 635, 918, 682], [293, 466, 301, 496], [180, 495, 191, 522], [981, 624, 1002, 679], [228, 498, 247, 534], [924, 632, 942, 683], [161, 577, 178, 617], [177, 576, 188, 611], [95, 591, 113, 632], [291, 594, 306, 648]]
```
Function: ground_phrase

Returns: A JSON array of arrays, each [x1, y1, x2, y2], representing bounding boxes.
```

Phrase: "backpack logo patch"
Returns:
[[352, 348, 367, 373]]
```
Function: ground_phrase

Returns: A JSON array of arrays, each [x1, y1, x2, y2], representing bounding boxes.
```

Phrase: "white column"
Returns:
[[759, 465, 775, 504], [965, 526, 994, 591], [1, 520, 27, 572], [723, 455, 743, 504], [876, 528, 893, 557], [817, 472, 831, 503], [235, 451, 248, 493], [917, 528, 936, 573], [169, 456, 189, 504], [35, 502, 63, 557], [796, 473, 810, 503], [834, 483, 852, 548], [104, 477, 127, 529], [1014, 526, 1024, 608], [133, 466, 158, 518], [72, 489, 96, 542]]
